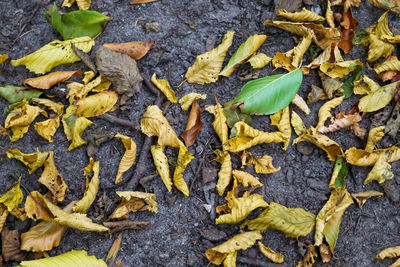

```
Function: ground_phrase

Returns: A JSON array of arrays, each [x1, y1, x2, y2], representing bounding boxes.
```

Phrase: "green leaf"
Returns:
[[0, 85, 42, 105], [45, 3, 111, 40], [233, 68, 303, 115], [341, 65, 363, 99], [223, 100, 252, 128], [330, 155, 348, 189]]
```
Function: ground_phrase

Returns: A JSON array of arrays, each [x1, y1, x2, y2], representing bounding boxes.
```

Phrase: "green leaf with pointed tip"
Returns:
[[341, 65, 363, 99], [233, 68, 303, 115], [45, 3, 111, 40], [223, 100, 252, 128], [0, 85, 42, 105]]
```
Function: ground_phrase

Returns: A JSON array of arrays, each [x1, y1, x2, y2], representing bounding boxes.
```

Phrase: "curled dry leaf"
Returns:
[[326, 0, 335, 28], [0, 125, 8, 136], [179, 93, 207, 111], [67, 76, 111, 103], [185, 30, 234, 85], [0, 176, 23, 212], [338, 6, 358, 54], [307, 85, 328, 105], [173, 145, 193, 197], [292, 94, 311, 115], [6, 148, 49, 174], [351, 190, 383, 208], [320, 59, 362, 78], [303, 44, 343, 74], [61, 0, 92, 10], [316, 96, 344, 130], [207, 97, 229, 145], [364, 153, 394, 184], [278, 8, 325, 22], [205, 231, 262, 265], [150, 145, 172, 191], [83, 71, 96, 84], [358, 82, 398, 112], [377, 246, 400, 260], [104, 41, 154, 60], [0, 206, 8, 232], [23, 71, 81, 90], [345, 146, 400, 166], [258, 241, 284, 263], [151, 73, 177, 103], [11, 36, 94, 74], [291, 111, 307, 136], [247, 52, 272, 69], [296, 245, 317, 267], [181, 100, 203, 147], [114, 133, 137, 184], [106, 234, 122, 265], [62, 105, 93, 151], [319, 243, 332, 263], [319, 72, 344, 99], [2, 227, 26, 262], [270, 106, 291, 150], [214, 150, 232, 196], [353, 75, 381, 95], [315, 188, 354, 253], [75, 91, 118, 117], [232, 170, 264, 189], [369, 0, 400, 14], [365, 126, 385, 153], [241, 202, 316, 238], [375, 56, 400, 81], [109, 191, 157, 220], [241, 152, 281, 174], [318, 112, 362, 134], [73, 158, 99, 213], [220, 34, 267, 77]]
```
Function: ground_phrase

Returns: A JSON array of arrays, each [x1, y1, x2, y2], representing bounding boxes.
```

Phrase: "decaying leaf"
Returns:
[[358, 82, 398, 112], [338, 6, 358, 54], [205, 231, 262, 265], [258, 241, 284, 263], [366, 126, 385, 153], [270, 106, 291, 150], [375, 56, 400, 81], [109, 191, 157, 220], [151, 73, 177, 103], [0, 206, 8, 232], [296, 245, 317, 267], [326, 0, 335, 28], [150, 145, 172, 191], [206, 97, 229, 145], [114, 133, 137, 184], [320, 60, 362, 79], [23, 71, 81, 89], [291, 111, 307, 136], [181, 100, 203, 147], [220, 34, 267, 77], [353, 75, 382, 95], [106, 234, 122, 265], [62, 105, 93, 150], [278, 8, 325, 22], [62, 0, 92, 10], [67, 76, 111, 103], [292, 94, 311, 115], [0, 176, 23, 212], [364, 153, 394, 184], [241, 152, 281, 174], [2, 227, 26, 262], [185, 30, 234, 84], [320, 243, 332, 263], [232, 170, 264, 189], [11, 36, 95, 74], [247, 52, 272, 69], [83, 71, 96, 84], [369, 0, 400, 14], [0, 84, 42, 105], [96, 46, 143, 105], [319, 72, 344, 99], [345, 145, 400, 166], [316, 96, 344, 130], [179, 93, 207, 111], [315, 188, 354, 252], [377, 246, 400, 260], [173, 145, 194, 197], [351, 190, 383, 208], [214, 150, 232, 196], [32, 98, 64, 143], [303, 44, 343, 74], [318, 112, 362, 134], [104, 41, 154, 60], [241, 202, 316, 238], [19, 250, 107, 267], [6, 148, 49, 173], [223, 100, 252, 128]]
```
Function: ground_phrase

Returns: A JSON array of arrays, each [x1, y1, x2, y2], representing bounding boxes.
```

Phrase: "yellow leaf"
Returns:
[[272, 51, 296, 72], [293, 127, 343, 161], [377, 246, 400, 260], [0, 125, 8, 136], [364, 153, 394, 184], [375, 59, 400, 75], [75, 91, 118, 117], [11, 36, 95, 74], [66, 82, 85, 103], [0, 176, 23, 212], [23, 71, 82, 89], [241, 202, 315, 238], [19, 250, 106, 267], [212, 98, 229, 146], [232, 170, 263, 188], [87, 75, 112, 93], [150, 144, 172, 191], [173, 145, 193, 197], [62, 105, 93, 150], [185, 30, 234, 84], [353, 75, 381, 95], [216, 193, 268, 224], [302, 44, 343, 74], [205, 231, 262, 265], [326, 0, 335, 28], [365, 126, 385, 152], [114, 133, 137, 184], [291, 111, 307, 136], [247, 52, 272, 69], [73, 158, 99, 213], [179, 93, 207, 111], [109, 191, 157, 220], [106, 234, 122, 265], [367, 34, 395, 62], [0, 54, 8, 64], [320, 60, 363, 78], [5, 99, 47, 142], [316, 96, 344, 130], [253, 155, 281, 174], [270, 106, 291, 150], [38, 151, 68, 203], [278, 8, 325, 22], [315, 188, 353, 252], [82, 71, 96, 84], [296, 245, 318, 267], [345, 146, 400, 166], [258, 241, 284, 263], [6, 148, 49, 173], [32, 98, 64, 143], [225, 121, 285, 152], [351, 190, 383, 208], [215, 150, 232, 196], [0, 206, 9, 233], [291, 94, 311, 115], [151, 73, 177, 103], [358, 82, 398, 112], [223, 251, 237, 267]]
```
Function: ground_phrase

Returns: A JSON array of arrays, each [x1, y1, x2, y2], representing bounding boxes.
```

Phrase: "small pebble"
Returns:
[[301, 155, 309, 162], [307, 178, 327, 191], [286, 168, 294, 181], [296, 142, 314, 155], [144, 22, 160, 33], [304, 169, 311, 177]]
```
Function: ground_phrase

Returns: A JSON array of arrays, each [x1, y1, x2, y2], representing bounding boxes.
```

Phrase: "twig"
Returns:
[[236, 257, 270, 267], [11, 4, 39, 46], [71, 43, 97, 73], [141, 73, 160, 96], [103, 220, 150, 234], [99, 113, 140, 131]]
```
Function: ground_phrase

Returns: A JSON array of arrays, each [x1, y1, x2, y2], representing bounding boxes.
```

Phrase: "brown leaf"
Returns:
[[318, 112, 362, 134], [351, 190, 384, 208], [296, 245, 317, 267], [319, 244, 332, 263], [103, 41, 154, 60], [23, 71, 82, 90], [103, 220, 149, 234], [337, 7, 358, 54], [130, 0, 158, 4], [106, 234, 122, 266], [181, 100, 203, 147], [2, 227, 26, 262]]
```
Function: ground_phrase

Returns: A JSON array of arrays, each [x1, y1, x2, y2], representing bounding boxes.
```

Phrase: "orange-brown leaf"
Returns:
[[181, 100, 203, 147], [103, 41, 154, 60], [23, 71, 82, 90], [337, 7, 358, 54]]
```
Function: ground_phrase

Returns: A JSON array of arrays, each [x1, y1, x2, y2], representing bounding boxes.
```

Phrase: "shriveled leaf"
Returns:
[[316, 96, 344, 130], [173, 145, 193, 197], [369, 0, 400, 14], [151, 73, 177, 103], [182, 100, 203, 147], [315, 188, 354, 252], [23, 71, 81, 89], [258, 241, 284, 263], [365, 126, 385, 153], [106, 234, 122, 265], [220, 34, 267, 77], [179, 93, 207, 111], [73, 158, 99, 213], [11, 36, 94, 74], [242, 153, 281, 174], [0, 176, 23, 212], [320, 243, 332, 263], [62, 105, 93, 150], [185, 30, 234, 84], [375, 56, 400, 81], [151, 145, 172, 191], [2, 227, 26, 262], [292, 94, 311, 115], [364, 153, 393, 184], [82, 71, 96, 84], [62, 0, 92, 10], [0, 54, 8, 64], [358, 82, 398, 112], [377, 246, 400, 260], [214, 150, 232, 196], [32, 98, 64, 143], [326, 0, 335, 28], [353, 75, 381, 95], [296, 245, 317, 267], [208, 98, 229, 145], [75, 91, 118, 117], [307, 84, 328, 105], [0, 85, 42, 105], [241, 202, 315, 238], [19, 250, 107, 267], [303, 44, 343, 74], [318, 112, 362, 134], [345, 146, 400, 166], [223, 100, 252, 128], [270, 106, 291, 150], [291, 111, 307, 136], [109, 191, 157, 220], [114, 133, 137, 184], [247, 52, 272, 69], [352, 190, 383, 208], [232, 170, 264, 188], [104, 41, 154, 60], [205, 231, 262, 265], [279, 8, 325, 22], [6, 148, 49, 173], [233, 68, 303, 115], [0, 206, 8, 232], [320, 59, 363, 78], [338, 6, 358, 54], [329, 155, 348, 189]]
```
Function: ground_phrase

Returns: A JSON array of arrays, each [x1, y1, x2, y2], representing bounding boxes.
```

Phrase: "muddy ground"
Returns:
[[1, 0, 400, 266]]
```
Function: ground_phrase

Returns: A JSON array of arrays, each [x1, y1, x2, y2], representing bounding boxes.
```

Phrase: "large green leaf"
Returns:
[[341, 65, 363, 99], [45, 3, 111, 40], [0, 85, 42, 105], [233, 68, 303, 115]]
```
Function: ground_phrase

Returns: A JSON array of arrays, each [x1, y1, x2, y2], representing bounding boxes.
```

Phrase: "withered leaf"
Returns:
[[2, 227, 26, 262], [223, 100, 252, 128], [351, 190, 383, 208], [6, 148, 49, 174], [103, 41, 154, 60], [181, 100, 203, 147], [369, 0, 400, 14], [296, 245, 317, 267], [106, 234, 122, 266], [258, 241, 284, 263], [179, 93, 207, 111], [73, 158, 99, 213], [114, 134, 137, 184], [338, 6, 358, 54], [109, 191, 157, 220], [214, 150, 232, 196]]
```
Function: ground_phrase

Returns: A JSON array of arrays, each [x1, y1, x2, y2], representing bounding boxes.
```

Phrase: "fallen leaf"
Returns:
[[366, 126, 386, 153], [351, 190, 383, 208], [62, 105, 93, 150], [104, 41, 154, 60], [296, 245, 317, 267], [241, 202, 315, 238], [258, 241, 284, 263], [0, 54, 8, 64], [109, 191, 157, 220], [377, 246, 400, 260], [316, 96, 344, 130], [303, 44, 343, 74], [0, 84, 42, 105], [350, 122, 366, 140], [315, 188, 354, 252], [150, 145, 172, 191], [130, 0, 158, 4], [358, 82, 398, 112], [353, 75, 381, 95], [386, 101, 400, 138], [96, 46, 143, 105], [0, 176, 23, 212], [208, 97, 229, 145], [223, 100, 252, 128], [179, 93, 207, 111], [233, 68, 303, 115], [247, 52, 272, 69], [318, 112, 362, 134], [6, 148, 49, 173], [326, 0, 335, 28], [319, 72, 344, 99], [173, 145, 193, 196], [278, 8, 325, 22], [319, 243, 332, 263], [32, 98, 64, 143], [19, 250, 107, 267], [106, 234, 122, 266], [23, 71, 81, 90], [375, 57, 400, 80], [292, 94, 311, 115], [181, 100, 203, 147], [291, 111, 307, 136], [75, 91, 118, 118], [341, 64, 363, 98], [220, 34, 267, 77], [151, 73, 177, 103], [338, 6, 358, 53], [320, 59, 363, 78], [214, 150, 232, 196], [11, 36, 94, 74], [2, 227, 26, 262], [364, 153, 394, 184], [185, 30, 234, 84], [114, 133, 137, 184], [307, 85, 328, 105], [205, 231, 262, 265], [73, 158, 99, 213], [369, 0, 400, 14], [329, 155, 348, 189], [0, 206, 9, 232], [61, 0, 92, 10], [232, 170, 264, 189], [270, 106, 291, 150], [0, 125, 8, 136], [241, 152, 281, 174], [83, 71, 96, 84], [332, 0, 361, 6]]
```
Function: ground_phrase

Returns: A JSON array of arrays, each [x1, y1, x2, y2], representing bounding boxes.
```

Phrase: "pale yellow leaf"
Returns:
[[291, 94, 311, 115], [375, 59, 400, 75], [62, 105, 93, 151], [32, 98, 64, 143], [6, 148, 49, 173], [377, 246, 400, 260], [364, 153, 393, 184], [365, 126, 385, 153], [316, 96, 344, 130], [291, 111, 306, 136], [247, 52, 272, 69], [75, 91, 118, 117], [232, 170, 263, 188], [73, 158, 99, 213], [82, 71, 96, 84], [173, 145, 193, 197], [109, 191, 157, 220], [351, 190, 383, 208], [258, 241, 284, 263], [150, 144, 172, 192], [114, 133, 137, 184], [151, 73, 178, 103], [223, 251, 237, 267], [326, 0, 335, 28], [278, 8, 325, 22], [353, 75, 381, 95], [253, 155, 281, 174], [358, 82, 398, 112], [179, 93, 207, 111], [270, 106, 291, 150], [320, 60, 363, 78], [345, 146, 400, 166], [0, 176, 23, 212], [292, 31, 313, 68], [214, 150, 232, 196], [106, 234, 122, 264]]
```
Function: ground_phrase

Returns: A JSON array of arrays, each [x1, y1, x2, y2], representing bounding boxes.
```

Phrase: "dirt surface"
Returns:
[[1, 0, 400, 266]]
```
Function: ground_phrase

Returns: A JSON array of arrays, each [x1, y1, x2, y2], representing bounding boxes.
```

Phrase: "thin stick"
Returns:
[[11, 4, 39, 46], [99, 114, 140, 131], [141, 73, 160, 95]]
